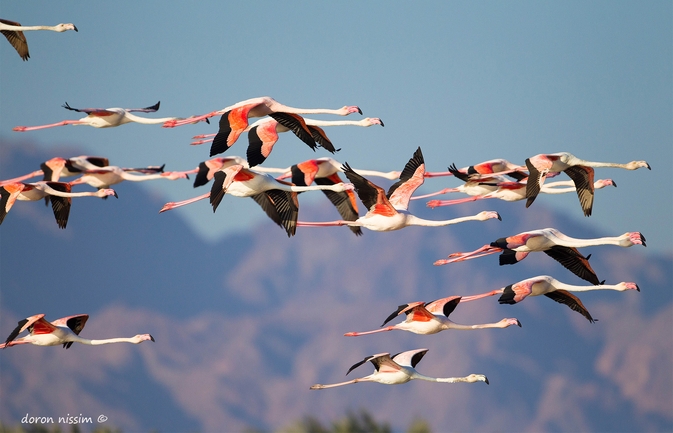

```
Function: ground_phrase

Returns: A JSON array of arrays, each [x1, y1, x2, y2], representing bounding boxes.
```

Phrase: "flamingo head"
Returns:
[[619, 282, 640, 292], [363, 117, 384, 127], [98, 188, 118, 199], [466, 374, 489, 385], [477, 211, 502, 221], [502, 318, 522, 328], [595, 179, 617, 189], [625, 232, 646, 247], [56, 23, 78, 32], [627, 160, 651, 170], [341, 106, 363, 116], [133, 334, 155, 343]]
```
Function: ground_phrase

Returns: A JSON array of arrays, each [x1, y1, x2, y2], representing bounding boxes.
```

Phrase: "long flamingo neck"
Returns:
[[404, 214, 482, 227], [350, 169, 400, 180], [0, 170, 44, 185], [122, 112, 180, 124], [85, 337, 142, 345]]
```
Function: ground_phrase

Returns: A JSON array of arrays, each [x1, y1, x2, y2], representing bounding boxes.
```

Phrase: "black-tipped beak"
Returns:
[[358, 108, 363, 115], [641, 233, 647, 247], [647, 163, 651, 170], [517, 320, 522, 327], [150, 335, 156, 342], [113, 191, 119, 198], [497, 213, 502, 221], [380, 120, 385, 127], [206, 118, 210, 124], [612, 180, 617, 187], [74, 26, 79, 32], [636, 284, 641, 292], [485, 377, 490, 385]]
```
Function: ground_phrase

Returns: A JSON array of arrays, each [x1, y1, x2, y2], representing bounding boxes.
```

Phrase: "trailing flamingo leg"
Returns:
[[427, 196, 489, 208], [410, 188, 459, 200], [164, 112, 219, 128], [13, 120, 84, 131], [193, 133, 217, 139], [459, 290, 503, 302], [0, 170, 44, 185], [160, 193, 210, 213], [433, 245, 502, 266], [344, 326, 395, 337], [296, 220, 354, 228]]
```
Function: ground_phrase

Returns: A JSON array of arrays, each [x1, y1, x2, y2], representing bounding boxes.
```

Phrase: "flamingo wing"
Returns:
[[307, 125, 339, 153], [346, 353, 391, 375], [391, 348, 428, 368], [268, 113, 318, 151], [44, 182, 72, 229], [524, 158, 544, 207], [250, 189, 298, 237], [0, 183, 24, 224], [543, 246, 601, 285], [62, 102, 114, 115], [0, 19, 28, 60], [314, 175, 362, 236], [387, 147, 425, 210], [381, 302, 425, 326], [448, 163, 470, 182], [424, 296, 462, 317], [246, 120, 281, 167], [3, 314, 48, 346], [543, 290, 597, 323], [52, 314, 89, 349], [342, 162, 394, 215], [563, 165, 595, 216], [124, 101, 161, 113]]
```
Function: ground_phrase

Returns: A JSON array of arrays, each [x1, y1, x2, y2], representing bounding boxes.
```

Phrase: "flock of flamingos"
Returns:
[[0, 19, 651, 390]]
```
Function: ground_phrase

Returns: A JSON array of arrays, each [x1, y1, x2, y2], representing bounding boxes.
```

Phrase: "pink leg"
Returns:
[[296, 220, 352, 228], [423, 170, 456, 178], [193, 133, 217, 139], [191, 138, 213, 146], [411, 188, 458, 200], [0, 170, 44, 185], [459, 290, 502, 302], [427, 196, 487, 208], [344, 326, 395, 337], [13, 120, 83, 131], [433, 245, 501, 266], [164, 112, 220, 128], [160, 192, 210, 213]]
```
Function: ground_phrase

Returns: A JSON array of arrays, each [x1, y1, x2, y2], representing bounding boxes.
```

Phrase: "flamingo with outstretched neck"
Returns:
[[1, 314, 154, 348], [296, 147, 502, 232], [310, 348, 489, 389], [344, 294, 520, 336], [0, 19, 77, 60], [463, 275, 640, 323]]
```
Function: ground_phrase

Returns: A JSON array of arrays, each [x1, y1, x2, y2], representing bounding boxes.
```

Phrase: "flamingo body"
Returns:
[[0, 19, 77, 61]]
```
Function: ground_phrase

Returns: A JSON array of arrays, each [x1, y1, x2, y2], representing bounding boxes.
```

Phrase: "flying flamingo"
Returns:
[[162, 96, 362, 153], [0, 19, 77, 61], [296, 147, 502, 232], [424, 178, 617, 208], [434, 227, 646, 285], [69, 165, 189, 189], [13, 101, 206, 131], [465, 275, 640, 323], [344, 294, 521, 336], [419, 159, 529, 180], [0, 181, 117, 228], [522, 152, 650, 216], [1, 314, 154, 349], [39, 156, 164, 182], [160, 164, 354, 237], [310, 348, 489, 389], [191, 115, 384, 166]]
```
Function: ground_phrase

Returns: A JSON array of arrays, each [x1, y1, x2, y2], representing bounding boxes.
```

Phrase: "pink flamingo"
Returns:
[[160, 165, 354, 237], [344, 294, 520, 336], [523, 152, 650, 216], [0, 181, 117, 228], [13, 101, 205, 131], [296, 147, 502, 232], [0, 19, 77, 61], [69, 165, 189, 189], [310, 348, 489, 389], [1, 314, 154, 348], [162, 96, 362, 152], [466, 275, 640, 323], [424, 178, 617, 208], [434, 227, 645, 285]]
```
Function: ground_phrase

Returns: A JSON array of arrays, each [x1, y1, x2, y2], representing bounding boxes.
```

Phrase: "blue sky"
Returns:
[[1, 1, 670, 252]]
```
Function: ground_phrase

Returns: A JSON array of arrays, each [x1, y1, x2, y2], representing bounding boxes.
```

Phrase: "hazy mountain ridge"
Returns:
[[1, 143, 671, 432]]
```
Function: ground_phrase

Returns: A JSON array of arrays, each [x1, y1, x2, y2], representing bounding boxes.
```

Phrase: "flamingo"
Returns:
[[420, 159, 529, 180], [310, 348, 489, 389], [0, 181, 117, 228], [344, 294, 521, 336], [160, 164, 354, 237], [13, 101, 206, 131], [39, 156, 164, 182], [466, 275, 640, 323], [0, 19, 77, 61], [425, 178, 617, 208], [68, 165, 189, 189], [192, 115, 384, 166], [523, 152, 650, 216], [296, 147, 502, 232], [1, 314, 154, 348], [434, 228, 646, 285], [162, 96, 362, 153]]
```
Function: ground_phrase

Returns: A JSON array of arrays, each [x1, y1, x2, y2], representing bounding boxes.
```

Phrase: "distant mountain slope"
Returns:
[[1, 142, 671, 432]]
